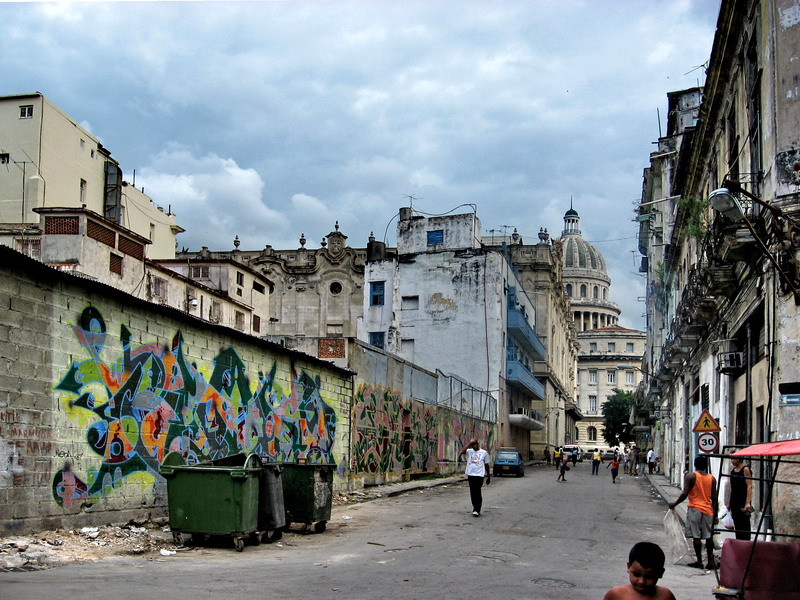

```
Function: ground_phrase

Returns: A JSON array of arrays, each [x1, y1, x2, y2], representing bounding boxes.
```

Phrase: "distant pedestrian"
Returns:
[[460, 438, 490, 517], [607, 456, 620, 483], [603, 541, 676, 600], [622, 448, 630, 474], [668, 455, 718, 569], [554, 447, 562, 469], [571, 446, 579, 466], [543, 448, 551, 465], [630, 447, 639, 476], [556, 455, 569, 482], [591, 448, 603, 475], [727, 456, 753, 541], [647, 448, 656, 474]]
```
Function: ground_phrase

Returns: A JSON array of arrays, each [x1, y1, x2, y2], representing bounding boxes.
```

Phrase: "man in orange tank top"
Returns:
[[668, 455, 718, 569]]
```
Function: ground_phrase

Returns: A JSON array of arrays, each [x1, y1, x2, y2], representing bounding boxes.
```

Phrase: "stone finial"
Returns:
[[321, 237, 327, 248], [369, 232, 375, 243], [299, 233, 306, 248], [233, 235, 240, 249], [512, 228, 521, 244]]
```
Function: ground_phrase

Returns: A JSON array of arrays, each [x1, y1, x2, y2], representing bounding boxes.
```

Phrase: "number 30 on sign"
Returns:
[[697, 432, 719, 453]]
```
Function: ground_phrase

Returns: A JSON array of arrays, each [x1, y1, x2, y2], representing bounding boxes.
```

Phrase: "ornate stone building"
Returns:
[[558, 207, 645, 450]]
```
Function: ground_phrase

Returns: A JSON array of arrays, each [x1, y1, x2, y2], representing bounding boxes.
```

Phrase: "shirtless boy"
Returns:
[[603, 541, 676, 600]]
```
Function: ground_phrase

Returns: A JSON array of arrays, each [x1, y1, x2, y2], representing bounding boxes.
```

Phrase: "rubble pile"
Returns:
[[0, 520, 173, 569]]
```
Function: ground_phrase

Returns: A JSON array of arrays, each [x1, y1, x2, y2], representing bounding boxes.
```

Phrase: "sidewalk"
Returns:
[[644, 470, 688, 525]]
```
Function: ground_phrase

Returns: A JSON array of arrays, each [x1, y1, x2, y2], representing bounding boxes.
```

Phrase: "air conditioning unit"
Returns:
[[717, 352, 745, 375]]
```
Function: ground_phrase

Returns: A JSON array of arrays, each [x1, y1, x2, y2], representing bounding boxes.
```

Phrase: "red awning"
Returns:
[[730, 439, 800, 457]]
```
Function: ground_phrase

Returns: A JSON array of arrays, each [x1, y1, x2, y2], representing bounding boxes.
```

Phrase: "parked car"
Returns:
[[493, 450, 525, 477], [561, 445, 584, 462]]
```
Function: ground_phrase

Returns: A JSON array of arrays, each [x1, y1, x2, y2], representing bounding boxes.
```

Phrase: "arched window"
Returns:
[[580, 284, 587, 297], [565, 283, 572, 297], [593, 286, 599, 298], [575, 427, 580, 442], [588, 426, 597, 442], [603, 288, 607, 299]]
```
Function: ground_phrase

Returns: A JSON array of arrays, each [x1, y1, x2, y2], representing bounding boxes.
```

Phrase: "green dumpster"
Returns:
[[160, 452, 261, 552], [281, 462, 335, 533], [258, 461, 286, 542]]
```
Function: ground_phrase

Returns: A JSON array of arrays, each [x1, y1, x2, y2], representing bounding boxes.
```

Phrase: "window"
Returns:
[[19, 105, 33, 119], [427, 230, 444, 245], [589, 342, 597, 352], [370, 281, 385, 306], [191, 265, 210, 279], [236, 272, 244, 286], [369, 332, 385, 349], [608, 342, 616, 353], [151, 276, 167, 300], [607, 370, 616, 384], [209, 300, 221, 323], [0, 153, 9, 165], [565, 283, 572, 297], [253, 281, 265, 294], [626, 371, 635, 385], [580, 284, 587, 297], [589, 370, 597, 384], [252, 315, 261, 333], [401, 295, 419, 310], [234, 310, 245, 331], [593, 286, 599, 299], [80, 139, 85, 150], [589, 395, 597, 413], [79, 179, 87, 205], [626, 343, 634, 353], [587, 426, 597, 441], [15, 237, 40, 260], [329, 281, 342, 295]]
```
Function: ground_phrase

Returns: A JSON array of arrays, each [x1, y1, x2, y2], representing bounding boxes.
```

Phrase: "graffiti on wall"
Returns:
[[352, 383, 493, 478], [52, 306, 337, 508]]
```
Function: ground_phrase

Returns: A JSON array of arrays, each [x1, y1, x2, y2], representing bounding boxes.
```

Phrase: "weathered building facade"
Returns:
[[638, 0, 800, 532]]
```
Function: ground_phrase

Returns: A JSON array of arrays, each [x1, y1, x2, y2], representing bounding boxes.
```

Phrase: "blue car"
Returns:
[[493, 451, 525, 477]]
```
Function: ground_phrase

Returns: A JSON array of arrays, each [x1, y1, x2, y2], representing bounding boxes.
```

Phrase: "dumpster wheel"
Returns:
[[314, 521, 327, 533], [233, 537, 245, 552]]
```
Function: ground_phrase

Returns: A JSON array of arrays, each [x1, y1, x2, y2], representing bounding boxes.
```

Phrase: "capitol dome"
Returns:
[[558, 205, 619, 331]]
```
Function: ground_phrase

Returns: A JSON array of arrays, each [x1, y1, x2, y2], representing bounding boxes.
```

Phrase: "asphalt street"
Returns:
[[0, 462, 715, 599]]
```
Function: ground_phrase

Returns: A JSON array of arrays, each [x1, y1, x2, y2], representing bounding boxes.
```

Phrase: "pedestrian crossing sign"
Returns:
[[692, 409, 721, 433]]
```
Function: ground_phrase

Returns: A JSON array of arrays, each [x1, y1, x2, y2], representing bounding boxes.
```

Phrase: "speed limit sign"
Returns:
[[697, 432, 719, 453]]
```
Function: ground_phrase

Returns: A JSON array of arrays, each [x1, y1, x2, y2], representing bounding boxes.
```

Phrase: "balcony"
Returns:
[[508, 407, 545, 431], [506, 359, 546, 400], [507, 307, 546, 360]]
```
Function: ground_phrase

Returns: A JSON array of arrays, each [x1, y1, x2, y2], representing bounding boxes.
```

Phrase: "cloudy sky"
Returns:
[[3, 1, 721, 328]]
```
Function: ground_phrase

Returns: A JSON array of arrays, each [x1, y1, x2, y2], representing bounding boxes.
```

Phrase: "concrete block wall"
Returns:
[[0, 248, 353, 535]]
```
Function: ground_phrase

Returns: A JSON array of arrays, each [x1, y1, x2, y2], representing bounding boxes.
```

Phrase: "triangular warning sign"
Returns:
[[693, 409, 721, 433]]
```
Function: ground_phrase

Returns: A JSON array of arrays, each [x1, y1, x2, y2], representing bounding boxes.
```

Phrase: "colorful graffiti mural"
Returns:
[[352, 383, 493, 478], [52, 306, 337, 508]]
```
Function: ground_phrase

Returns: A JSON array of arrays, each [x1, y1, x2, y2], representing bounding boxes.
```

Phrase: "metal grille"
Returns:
[[109, 253, 123, 275], [118, 236, 144, 260], [44, 216, 79, 235], [87, 220, 116, 247]]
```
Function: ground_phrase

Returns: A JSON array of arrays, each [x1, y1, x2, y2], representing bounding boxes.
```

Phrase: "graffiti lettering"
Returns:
[[52, 306, 338, 508]]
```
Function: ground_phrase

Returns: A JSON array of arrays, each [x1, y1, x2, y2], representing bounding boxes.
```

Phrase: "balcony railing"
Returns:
[[507, 307, 546, 360], [506, 359, 545, 400]]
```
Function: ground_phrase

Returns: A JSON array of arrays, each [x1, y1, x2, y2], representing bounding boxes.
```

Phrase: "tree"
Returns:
[[601, 389, 635, 447]]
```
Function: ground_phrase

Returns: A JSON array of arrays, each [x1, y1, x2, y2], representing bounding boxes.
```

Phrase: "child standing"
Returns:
[[556, 455, 569, 482], [603, 542, 676, 600], [608, 456, 621, 483]]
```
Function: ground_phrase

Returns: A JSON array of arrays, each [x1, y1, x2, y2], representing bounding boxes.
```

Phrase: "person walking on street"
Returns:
[[554, 447, 562, 469], [571, 446, 579, 466], [607, 455, 620, 483], [647, 448, 656, 474], [668, 455, 718, 569], [556, 454, 569, 482], [623, 448, 630, 475], [630, 446, 639, 476], [460, 438, 490, 517], [591, 448, 603, 475], [727, 457, 753, 540], [544, 447, 551, 465]]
